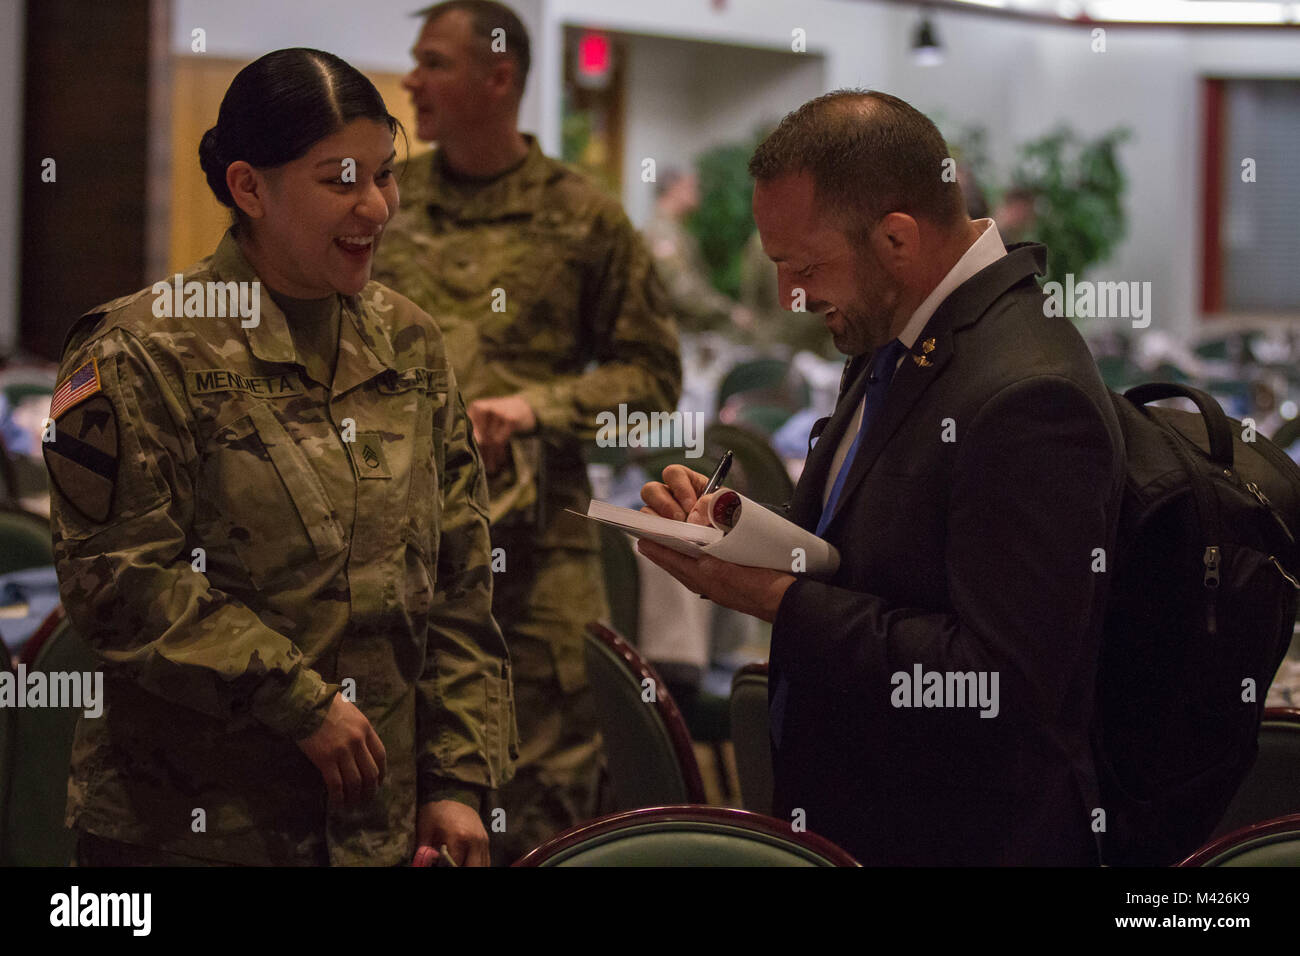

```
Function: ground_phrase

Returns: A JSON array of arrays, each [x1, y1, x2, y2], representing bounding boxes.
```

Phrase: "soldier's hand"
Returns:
[[640, 464, 717, 527], [295, 695, 387, 809], [415, 800, 490, 867], [467, 394, 537, 476]]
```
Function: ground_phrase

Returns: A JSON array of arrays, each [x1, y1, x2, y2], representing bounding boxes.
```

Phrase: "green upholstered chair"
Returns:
[[729, 662, 772, 815], [1094, 355, 1136, 391], [597, 523, 639, 646], [515, 805, 860, 866], [0, 506, 53, 575], [723, 401, 795, 437], [1192, 337, 1233, 362], [717, 358, 811, 411], [716, 358, 811, 445], [1210, 709, 1300, 840], [583, 622, 706, 811], [1153, 362, 1192, 385], [1274, 416, 1300, 453], [1, 382, 55, 408], [630, 423, 794, 510], [586, 441, 630, 468], [0, 637, 12, 863], [1180, 814, 1300, 867], [0, 435, 16, 504], [3, 608, 94, 866], [701, 424, 794, 507]]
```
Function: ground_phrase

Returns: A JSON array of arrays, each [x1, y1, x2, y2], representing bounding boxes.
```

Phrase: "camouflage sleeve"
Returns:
[[416, 368, 518, 801], [517, 208, 683, 441], [46, 329, 338, 740], [652, 235, 736, 330], [739, 233, 779, 314]]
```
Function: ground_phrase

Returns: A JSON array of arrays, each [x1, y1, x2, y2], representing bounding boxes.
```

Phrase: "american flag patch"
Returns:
[[50, 358, 102, 419]]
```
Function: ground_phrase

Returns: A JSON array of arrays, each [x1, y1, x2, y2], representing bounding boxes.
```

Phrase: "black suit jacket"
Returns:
[[770, 244, 1124, 866]]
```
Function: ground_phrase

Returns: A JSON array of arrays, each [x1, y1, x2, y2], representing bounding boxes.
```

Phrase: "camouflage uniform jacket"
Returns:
[[44, 231, 517, 866], [643, 212, 735, 334], [373, 136, 682, 549]]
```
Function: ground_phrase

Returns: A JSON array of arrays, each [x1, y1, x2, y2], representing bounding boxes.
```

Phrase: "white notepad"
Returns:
[[575, 493, 840, 576]]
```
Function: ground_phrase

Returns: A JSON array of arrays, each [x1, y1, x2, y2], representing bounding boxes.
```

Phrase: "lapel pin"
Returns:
[[911, 338, 936, 367]]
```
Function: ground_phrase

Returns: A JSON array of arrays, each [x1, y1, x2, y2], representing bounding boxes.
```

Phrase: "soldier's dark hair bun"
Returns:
[[197, 48, 404, 214], [198, 127, 233, 207]]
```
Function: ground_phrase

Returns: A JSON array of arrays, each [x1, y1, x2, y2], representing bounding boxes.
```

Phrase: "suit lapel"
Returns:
[[812, 244, 1048, 534], [820, 333, 953, 531], [790, 355, 871, 529]]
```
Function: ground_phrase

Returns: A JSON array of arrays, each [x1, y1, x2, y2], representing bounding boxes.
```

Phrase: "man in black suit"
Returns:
[[638, 90, 1124, 865]]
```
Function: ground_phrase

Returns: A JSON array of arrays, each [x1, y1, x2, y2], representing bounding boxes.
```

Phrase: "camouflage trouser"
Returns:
[[486, 540, 609, 866], [73, 831, 244, 867]]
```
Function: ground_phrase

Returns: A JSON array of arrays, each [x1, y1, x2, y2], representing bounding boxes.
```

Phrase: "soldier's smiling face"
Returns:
[[240, 119, 398, 298], [403, 10, 496, 145], [753, 171, 902, 356]]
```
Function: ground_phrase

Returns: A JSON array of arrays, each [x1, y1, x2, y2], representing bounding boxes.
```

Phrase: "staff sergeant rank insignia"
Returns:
[[43, 358, 119, 522], [349, 432, 392, 479]]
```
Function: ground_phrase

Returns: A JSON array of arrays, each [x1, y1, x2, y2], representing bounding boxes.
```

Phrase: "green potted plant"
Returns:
[[1010, 126, 1130, 285]]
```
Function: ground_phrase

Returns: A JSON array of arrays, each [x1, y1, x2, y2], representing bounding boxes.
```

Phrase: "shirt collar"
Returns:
[[896, 218, 1007, 350]]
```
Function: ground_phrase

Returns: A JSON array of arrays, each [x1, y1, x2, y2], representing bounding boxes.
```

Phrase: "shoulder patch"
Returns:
[[43, 393, 119, 523], [50, 358, 102, 418]]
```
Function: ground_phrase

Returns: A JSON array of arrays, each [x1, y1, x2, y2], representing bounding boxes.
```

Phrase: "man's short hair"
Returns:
[[417, 1, 531, 94], [748, 90, 966, 238]]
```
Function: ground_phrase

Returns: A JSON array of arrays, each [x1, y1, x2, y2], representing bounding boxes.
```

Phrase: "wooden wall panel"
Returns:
[[20, 0, 151, 360]]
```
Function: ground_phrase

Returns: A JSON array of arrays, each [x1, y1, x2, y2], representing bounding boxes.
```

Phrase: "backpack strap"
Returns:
[[1118, 384, 1229, 635], [1124, 383, 1235, 470]]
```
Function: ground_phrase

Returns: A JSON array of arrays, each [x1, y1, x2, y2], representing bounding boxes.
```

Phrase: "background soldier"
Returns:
[[644, 169, 752, 337], [374, 0, 681, 864]]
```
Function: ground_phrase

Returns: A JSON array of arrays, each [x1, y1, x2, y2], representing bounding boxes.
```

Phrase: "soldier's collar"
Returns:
[[210, 230, 299, 366], [210, 229, 394, 384], [333, 286, 398, 397], [425, 134, 557, 219]]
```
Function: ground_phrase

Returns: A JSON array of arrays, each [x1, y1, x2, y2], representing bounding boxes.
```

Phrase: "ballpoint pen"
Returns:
[[702, 449, 734, 497], [695, 449, 735, 600]]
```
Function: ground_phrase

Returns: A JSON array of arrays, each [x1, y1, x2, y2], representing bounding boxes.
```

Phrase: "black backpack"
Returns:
[[1094, 382, 1300, 866]]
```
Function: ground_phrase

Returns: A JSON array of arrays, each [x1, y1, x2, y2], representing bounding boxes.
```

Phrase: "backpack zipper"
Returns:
[[1270, 556, 1300, 590], [1203, 545, 1220, 635], [1245, 480, 1297, 546]]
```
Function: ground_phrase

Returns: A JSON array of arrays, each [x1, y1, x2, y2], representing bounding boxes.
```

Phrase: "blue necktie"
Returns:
[[772, 339, 907, 754], [815, 338, 908, 537]]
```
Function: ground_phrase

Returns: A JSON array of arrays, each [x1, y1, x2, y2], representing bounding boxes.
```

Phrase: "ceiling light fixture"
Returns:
[[911, 11, 945, 66]]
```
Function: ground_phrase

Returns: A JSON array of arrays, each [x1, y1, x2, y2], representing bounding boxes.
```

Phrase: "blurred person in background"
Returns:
[[644, 168, 754, 338], [373, 0, 680, 865], [993, 186, 1038, 244]]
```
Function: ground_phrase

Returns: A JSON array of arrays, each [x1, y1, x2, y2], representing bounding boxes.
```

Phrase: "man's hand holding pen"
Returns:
[[637, 462, 797, 623]]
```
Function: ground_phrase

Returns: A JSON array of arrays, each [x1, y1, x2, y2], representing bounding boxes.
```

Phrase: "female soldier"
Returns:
[[43, 48, 515, 866]]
